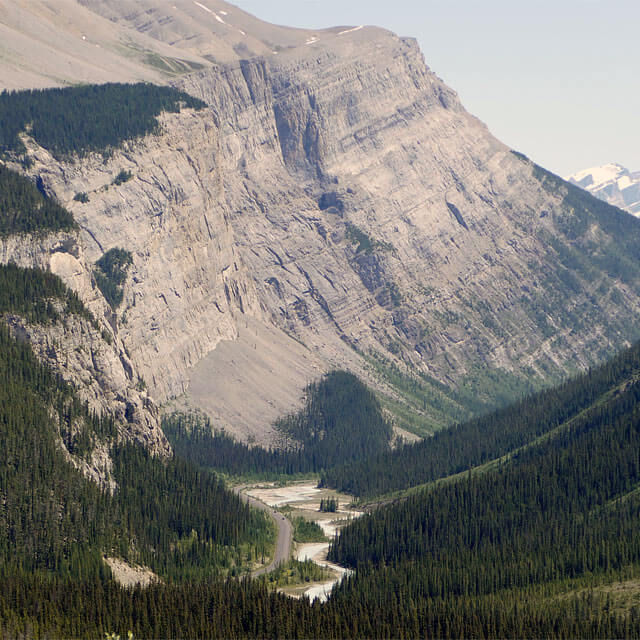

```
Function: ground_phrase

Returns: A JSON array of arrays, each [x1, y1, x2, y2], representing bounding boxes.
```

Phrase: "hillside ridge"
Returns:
[[1, 2, 640, 445]]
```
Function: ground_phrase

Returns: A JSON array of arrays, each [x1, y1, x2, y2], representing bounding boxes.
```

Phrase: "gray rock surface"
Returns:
[[0, 230, 170, 458], [3, 1, 640, 443]]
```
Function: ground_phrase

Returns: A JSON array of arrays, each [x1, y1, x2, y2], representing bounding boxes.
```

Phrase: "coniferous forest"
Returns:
[[0, 266, 273, 582], [0, 83, 206, 159], [163, 370, 393, 477], [3, 83, 640, 638], [0, 165, 76, 235]]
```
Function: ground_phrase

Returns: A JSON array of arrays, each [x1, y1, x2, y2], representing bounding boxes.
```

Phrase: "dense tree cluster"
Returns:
[[163, 411, 308, 476], [322, 339, 640, 497], [292, 517, 326, 543], [1, 561, 638, 638], [275, 370, 393, 468], [0, 165, 76, 236], [0, 262, 95, 326], [94, 248, 133, 309], [163, 371, 393, 476], [319, 498, 338, 513], [0, 83, 206, 159]]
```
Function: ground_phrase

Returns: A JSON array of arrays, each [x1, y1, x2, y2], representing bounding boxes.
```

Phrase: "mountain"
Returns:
[[2, 0, 640, 448], [3, 2, 640, 637], [567, 163, 640, 217], [326, 336, 640, 637]]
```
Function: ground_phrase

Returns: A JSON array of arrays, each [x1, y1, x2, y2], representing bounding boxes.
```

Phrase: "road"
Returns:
[[235, 489, 293, 577]]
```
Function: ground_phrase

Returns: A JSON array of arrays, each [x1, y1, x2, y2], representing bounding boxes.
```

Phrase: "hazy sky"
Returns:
[[231, 0, 638, 176]]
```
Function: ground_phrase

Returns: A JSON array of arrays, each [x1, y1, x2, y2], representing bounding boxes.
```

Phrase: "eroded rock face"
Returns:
[[9, 26, 640, 442], [0, 231, 169, 457]]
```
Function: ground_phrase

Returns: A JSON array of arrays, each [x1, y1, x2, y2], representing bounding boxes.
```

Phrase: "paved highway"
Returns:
[[235, 489, 293, 577]]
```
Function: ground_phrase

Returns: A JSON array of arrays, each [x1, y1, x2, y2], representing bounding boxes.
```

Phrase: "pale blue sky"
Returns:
[[231, 0, 638, 176]]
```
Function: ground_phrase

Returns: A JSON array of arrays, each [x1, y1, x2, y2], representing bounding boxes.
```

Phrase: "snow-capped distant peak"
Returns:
[[566, 163, 640, 218], [567, 163, 627, 189]]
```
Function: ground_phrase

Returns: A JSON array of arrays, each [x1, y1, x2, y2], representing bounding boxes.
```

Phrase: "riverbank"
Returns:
[[242, 482, 362, 602]]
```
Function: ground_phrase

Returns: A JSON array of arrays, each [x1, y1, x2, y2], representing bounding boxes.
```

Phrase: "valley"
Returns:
[[0, 1, 639, 638], [242, 482, 362, 601]]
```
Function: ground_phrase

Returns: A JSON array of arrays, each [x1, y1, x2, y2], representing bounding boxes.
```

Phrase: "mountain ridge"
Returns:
[[1, 1, 640, 446], [567, 163, 640, 217]]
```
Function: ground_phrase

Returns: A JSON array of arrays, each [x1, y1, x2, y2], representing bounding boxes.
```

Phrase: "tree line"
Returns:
[[0, 83, 206, 159]]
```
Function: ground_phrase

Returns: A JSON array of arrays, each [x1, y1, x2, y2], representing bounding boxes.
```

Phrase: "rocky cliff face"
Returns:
[[5, 2, 640, 441], [0, 227, 170, 457]]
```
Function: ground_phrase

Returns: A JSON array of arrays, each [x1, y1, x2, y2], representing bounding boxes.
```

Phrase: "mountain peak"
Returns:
[[0, 0, 386, 89], [566, 163, 640, 216]]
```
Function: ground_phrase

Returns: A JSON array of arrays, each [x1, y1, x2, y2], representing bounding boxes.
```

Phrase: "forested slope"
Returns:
[[0, 264, 273, 585], [163, 370, 393, 477], [0, 165, 76, 235], [0, 83, 205, 159], [320, 343, 640, 635], [322, 339, 640, 497]]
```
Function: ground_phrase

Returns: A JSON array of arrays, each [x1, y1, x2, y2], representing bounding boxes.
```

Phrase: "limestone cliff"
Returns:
[[3, 1, 640, 442], [0, 228, 170, 457]]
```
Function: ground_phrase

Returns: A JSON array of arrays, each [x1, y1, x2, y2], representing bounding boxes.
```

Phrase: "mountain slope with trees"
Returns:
[[0, 83, 205, 159], [322, 338, 640, 498], [0, 264, 273, 586], [163, 370, 393, 477]]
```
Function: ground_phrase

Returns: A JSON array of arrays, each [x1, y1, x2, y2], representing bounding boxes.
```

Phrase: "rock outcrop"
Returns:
[[3, 1, 640, 442], [0, 229, 170, 457]]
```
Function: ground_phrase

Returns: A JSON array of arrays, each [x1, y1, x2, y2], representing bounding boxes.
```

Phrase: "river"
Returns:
[[245, 483, 362, 602]]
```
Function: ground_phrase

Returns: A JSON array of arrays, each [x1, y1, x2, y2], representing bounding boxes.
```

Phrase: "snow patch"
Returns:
[[193, 1, 213, 14], [238, 29, 246, 36], [338, 25, 364, 35], [567, 163, 626, 188], [193, 2, 227, 25], [618, 175, 633, 190], [305, 36, 319, 45]]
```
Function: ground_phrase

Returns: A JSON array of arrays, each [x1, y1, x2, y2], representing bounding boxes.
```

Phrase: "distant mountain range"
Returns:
[[567, 163, 640, 217]]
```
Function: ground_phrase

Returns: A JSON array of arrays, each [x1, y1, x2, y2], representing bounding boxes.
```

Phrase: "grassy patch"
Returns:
[[345, 222, 393, 254], [259, 559, 332, 588]]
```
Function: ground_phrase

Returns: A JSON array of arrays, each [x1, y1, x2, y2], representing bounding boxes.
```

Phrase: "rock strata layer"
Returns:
[[3, 2, 640, 442]]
